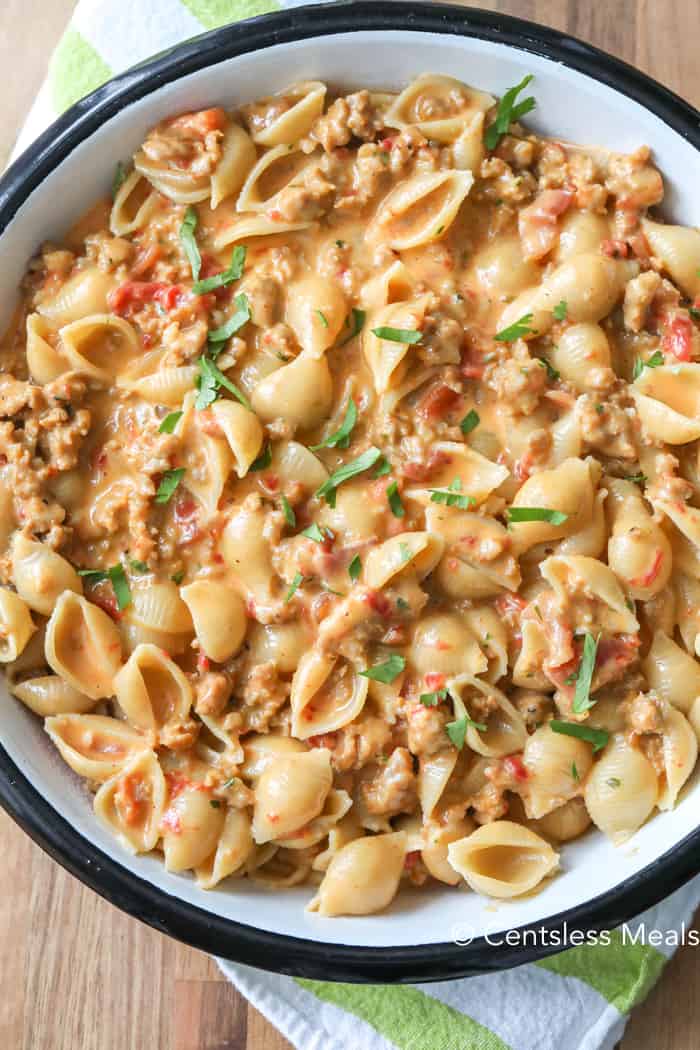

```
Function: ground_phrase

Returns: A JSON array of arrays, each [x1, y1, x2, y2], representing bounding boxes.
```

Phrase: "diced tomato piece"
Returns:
[[400, 449, 452, 482], [197, 652, 211, 673], [131, 243, 162, 277], [308, 732, 338, 749], [663, 315, 694, 362], [90, 589, 122, 622], [601, 238, 629, 258], [503, 754, 529, 782], [366, 589, 393, 618], [404, 850, 421, 870], [109, 280, 189, 317], [494, 593, 528, 618], [417, 383, 462, 421], [167, 107, 227, 135], [518, 189, 573, 260], [425, 672, 446, 691], [174, 495, 198, 522]]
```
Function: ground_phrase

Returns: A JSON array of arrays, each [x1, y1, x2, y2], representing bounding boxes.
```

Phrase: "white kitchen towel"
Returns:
[[12, 2, 700, 1048]]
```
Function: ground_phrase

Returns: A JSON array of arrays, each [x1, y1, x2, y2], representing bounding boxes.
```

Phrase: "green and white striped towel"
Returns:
[[12, 3, 700, 1046]]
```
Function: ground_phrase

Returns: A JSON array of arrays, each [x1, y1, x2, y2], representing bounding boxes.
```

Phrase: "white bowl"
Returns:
[[1, 2, 699, 981]]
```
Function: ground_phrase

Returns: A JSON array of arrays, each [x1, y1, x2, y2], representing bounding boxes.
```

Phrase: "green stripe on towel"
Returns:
[[49, 27, 113, 112], [297, 980, 512, 1050], [537, 929, 666, 1013], [180, 0, 280, 30]]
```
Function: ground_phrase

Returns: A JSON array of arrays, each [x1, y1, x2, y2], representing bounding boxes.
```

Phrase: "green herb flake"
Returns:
[[209, 799, 222, 809], [310, 398, 357, 451], [446, 715, 487, 750], [689, 307, 700, 322], [341, 308, 366, 346], [281, 495, 296, 527], [420, 689, 447, 707], [398, 542, 412, 563], [572, 632, 599, 714], [171, 571, 185, 585], [78, 563, 132, 611], [460, 409, 480, 435], [396, 596, 410, 611], [155, 468, 186, 504], [315, 447, 382, 507], [129, 559, 149, 574], [386, 480, 405, 518], [249, 444, 272, 472], [359, 653, 406, 684], [192, 245, 246, 295], [348, 554, 362, 581], [606, 777, 622, 789], [494, 312, 535, 342], [507, 506, 568, 525], [550, 720, 609, 753], [112, 161, 128, 200], [624, 472, 647, 486], [196, 354, 251, 411], [208, 292, 251, 345], [553, 300, 568, 321], [284, 572, 305, 603], [428, 477, 475, 510], [633, 350, 664, 379], [158, 410, 183, 434], [180, 206, 201, 282], [315, 309, 329, 328], [371, 326, 422, 344], [485, 74, 536, 151], [372, 456, 392, 478], [302, 523, 328, 543], [571, 761, 580, 782], [538, 357, 560, 382]]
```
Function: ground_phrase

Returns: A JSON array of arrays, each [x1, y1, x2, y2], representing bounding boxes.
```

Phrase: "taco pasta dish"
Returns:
[[2, 74, 700, 916]]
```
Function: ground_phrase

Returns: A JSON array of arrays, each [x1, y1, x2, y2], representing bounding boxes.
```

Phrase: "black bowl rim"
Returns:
[[1, 1, 700, 984]]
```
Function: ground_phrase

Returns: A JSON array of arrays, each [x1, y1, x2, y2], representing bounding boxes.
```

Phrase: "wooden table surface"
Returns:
[[2, 1, 700, 1048]]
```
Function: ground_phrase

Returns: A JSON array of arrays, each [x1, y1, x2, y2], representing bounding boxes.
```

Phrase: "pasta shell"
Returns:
[[522, 723, 593, 819], [384, 73, 494, 143], [271, 440, 328, 491], [362, 295, 432, 394], [530, 797, 591, 843], [410, 613, 487, 677], [110, 169, 161, 233], [246, 622, 311, 674], [422, 817, 475, 885], [129, 579, 193, 635], [285, 276, 347, 357], [251, 352, 333, 430], [426, 507, 520, 599], [245, 81, 326, 146], [180, 580, 247, 663], [0, 587, 35, 663], [221, 502, 274, 603], [633, 364, 700, 444], [37, 268, 115, 328], [447, 821, 559, 898], [364, 531, 444, 590], [252, 748, 333, 843], [462, 606, 509, 682], [94, 750, 166, 853], [11, 533, 82, 615], [312, 812, 364, 872], [113, 644, 192, 730], [290, 650, 369, 739], [368, 170, 474, 250], [308, 831, 407, 916], [449, 675, 528, 757], [45, 592, 123, 699], [133, 149, 210, 204], [249, 848, 312, 888], [658, 705, 697, 811], [418, 751, 458, 818], [584, 732, 658, 842], [117, 364, 198, 405], [509, 458, 597, 553], [276, 788, 352, 849], [541, 554, 639, 634], [240, 733, 307, 781], [642, 631, 700, 713], [211, 122, 257, 209], [196, 807, 254, 888], [213, 214, 312, 252], [11, 674, 96, 716], [26, 314, 67, 384], [210, 400, 263, 478], [236, 144, 317, 213], [59, 314, 141, 383], [45, 713, 148, 781], [472, 235, 541, 297], [549, 323, 611, 392], [161, 784, 226, 872], [406, 442, 509, 508], [642, 218, 700, 299], [359, 260, 417, 310], [512, 619, 551, 690]]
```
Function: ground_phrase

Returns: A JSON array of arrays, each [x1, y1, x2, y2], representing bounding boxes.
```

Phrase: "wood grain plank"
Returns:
[[1, 4, 700, 1050]]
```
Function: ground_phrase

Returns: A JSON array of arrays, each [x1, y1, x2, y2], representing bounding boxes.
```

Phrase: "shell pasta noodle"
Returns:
[[4, 71, 700, 919]]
